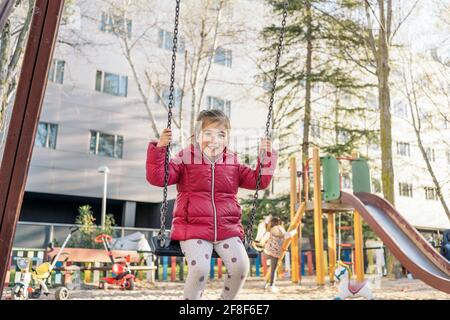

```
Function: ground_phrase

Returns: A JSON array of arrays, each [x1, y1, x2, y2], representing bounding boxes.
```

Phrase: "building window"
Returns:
[[372, 179, 382, 193], [262, 81, 273, 92], [399, 183, 413, 197], [342, 174, 352, 189], [158, 29, 185, 53], [48, 59, 65, 84], [310, 120, 321, 138], [370, 143, 380, 151], [100, 11, 132, 38], [35, 122, 58, 149], [95, 70, 128, 97], [207, 96, 231, 118], [396, 142, 410, 157], [155, 86, 183, 108], [424, 186, 438, 201], [419, 110, 432, 122], [338, 129, 350, 144], [89, 131, 123, 159], [426, 147, 435, 162], [444, 118, 450, 129], [214, 47, 232, 68], [393, 102, 408, 118]]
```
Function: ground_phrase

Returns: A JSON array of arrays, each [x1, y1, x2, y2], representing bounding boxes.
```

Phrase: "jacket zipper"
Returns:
[[204, 154, 219, 242], [211, 163, 218, 242]]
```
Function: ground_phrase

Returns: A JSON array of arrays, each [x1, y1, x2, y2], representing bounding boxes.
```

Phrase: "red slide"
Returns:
[[340, 191, 450, 294]]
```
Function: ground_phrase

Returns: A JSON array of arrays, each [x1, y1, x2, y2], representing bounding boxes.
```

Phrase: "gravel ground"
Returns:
[[3, 276, 449, 300]]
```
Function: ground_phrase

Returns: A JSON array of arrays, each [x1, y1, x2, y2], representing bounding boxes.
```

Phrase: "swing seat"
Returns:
[[150, 235, 258, 259]]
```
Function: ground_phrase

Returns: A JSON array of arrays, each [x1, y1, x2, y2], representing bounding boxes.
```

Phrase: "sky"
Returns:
[[399, 0, 450, 59]]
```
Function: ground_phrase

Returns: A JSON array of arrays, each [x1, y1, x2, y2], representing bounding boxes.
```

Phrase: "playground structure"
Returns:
[[271, 147, 450, 294]]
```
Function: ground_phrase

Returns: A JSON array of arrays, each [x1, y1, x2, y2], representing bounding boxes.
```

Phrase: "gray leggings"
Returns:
[[265, 254, 279, 285], [180, 237, 250, 300]]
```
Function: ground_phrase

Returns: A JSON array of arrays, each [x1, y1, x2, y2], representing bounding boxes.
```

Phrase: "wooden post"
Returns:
[[64, 261, 72, 286], [255, 254, 260, 277], [85, 263, 92, 283], [217, 258, 223, 279], [289, 157, 299, 283], [313, 148, 325, 285], [171, 256, 177, 281], [93, 262, 100, 284], [327, 213, 336, 282], [352, 152, 365, 282], [162, 256, 168, 281], [178, 257, 184, 281], [354, 210, 365, 282], [278, 257, 284, 279], [0, 0, 65, 295], [210, 258, 215, 279], [306, 251, 313, 276], [298, 167, 303, 282]]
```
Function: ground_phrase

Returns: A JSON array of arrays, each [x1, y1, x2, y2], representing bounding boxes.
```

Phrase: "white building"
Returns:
[[17, 0, 450, 233]]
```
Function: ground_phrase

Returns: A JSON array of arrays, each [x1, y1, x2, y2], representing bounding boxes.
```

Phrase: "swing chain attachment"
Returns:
[[159, 0, 181, 246], [245, 0, 289, 248]]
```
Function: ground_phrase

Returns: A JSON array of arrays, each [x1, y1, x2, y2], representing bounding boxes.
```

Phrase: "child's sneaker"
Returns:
[[269, 285, 279, 293]]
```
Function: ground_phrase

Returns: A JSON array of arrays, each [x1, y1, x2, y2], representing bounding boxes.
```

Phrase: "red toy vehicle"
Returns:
[[95, 234, 135, 290]]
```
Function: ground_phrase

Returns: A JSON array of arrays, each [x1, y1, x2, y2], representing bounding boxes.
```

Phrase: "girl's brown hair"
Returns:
[[269, 217, 281, 229], [194, 109, 231, 138]]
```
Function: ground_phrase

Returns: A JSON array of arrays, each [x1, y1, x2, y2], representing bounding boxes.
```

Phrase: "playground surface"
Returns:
[[3, 276, 449, 300]]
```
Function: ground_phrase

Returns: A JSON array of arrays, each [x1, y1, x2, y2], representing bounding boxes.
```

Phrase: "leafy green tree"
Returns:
[[262, 0, 376, 169]]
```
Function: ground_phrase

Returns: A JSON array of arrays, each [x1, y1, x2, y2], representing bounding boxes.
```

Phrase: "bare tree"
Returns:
[[0, 0, 95, 148], [398, 51, 450, 222], [0, 0, 35, 145], [97, 0, 247, 145], [359, 0, 419, 276]]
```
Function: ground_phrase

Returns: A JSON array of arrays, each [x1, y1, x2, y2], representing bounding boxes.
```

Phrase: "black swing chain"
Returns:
[[158, 0, 288, 248], [159, 0, 181, 245], [245, 1, 288, 248]]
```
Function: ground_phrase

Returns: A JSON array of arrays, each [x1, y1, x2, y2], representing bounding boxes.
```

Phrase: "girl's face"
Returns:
[[198, 122, 229, 158]]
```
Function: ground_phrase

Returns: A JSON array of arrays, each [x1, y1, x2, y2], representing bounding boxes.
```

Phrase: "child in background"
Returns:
[[260, 217, 296, 293]]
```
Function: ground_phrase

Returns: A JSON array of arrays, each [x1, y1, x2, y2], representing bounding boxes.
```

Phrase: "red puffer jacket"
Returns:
[[146, 142, 278, 242]]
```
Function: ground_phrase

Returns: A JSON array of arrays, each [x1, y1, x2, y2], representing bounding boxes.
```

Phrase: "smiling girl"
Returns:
[[146, 109, 277, 300]]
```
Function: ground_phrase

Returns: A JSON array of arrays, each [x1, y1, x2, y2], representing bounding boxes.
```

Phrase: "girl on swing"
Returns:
[[146, 109, 278, 300]]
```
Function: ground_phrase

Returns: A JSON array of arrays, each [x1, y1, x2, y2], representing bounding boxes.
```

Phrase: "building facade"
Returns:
[[16, 0, 450, 234]]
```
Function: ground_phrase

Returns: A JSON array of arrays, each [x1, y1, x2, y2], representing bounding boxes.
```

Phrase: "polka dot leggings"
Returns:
[[180, 237, 250, 300]]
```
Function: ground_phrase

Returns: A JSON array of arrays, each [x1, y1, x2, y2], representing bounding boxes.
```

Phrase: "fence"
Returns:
[[5, 222, 387, 287]]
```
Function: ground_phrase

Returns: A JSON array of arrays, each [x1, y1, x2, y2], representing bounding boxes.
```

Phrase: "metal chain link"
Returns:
[[245, 1, 289, 247], [159, 0, 181, 245], [158, 0, 288, 249]]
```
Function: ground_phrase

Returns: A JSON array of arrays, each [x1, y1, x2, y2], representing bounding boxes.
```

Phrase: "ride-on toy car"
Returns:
[[95, 234, 135, 290]]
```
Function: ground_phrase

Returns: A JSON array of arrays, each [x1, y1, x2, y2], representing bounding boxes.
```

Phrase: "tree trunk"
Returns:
[[301, 0, 313, 202], [1, 0, 35, 141], [0, 21, 11, 135], [377, 0, 398, 277], [302, 0, 312, 164]]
